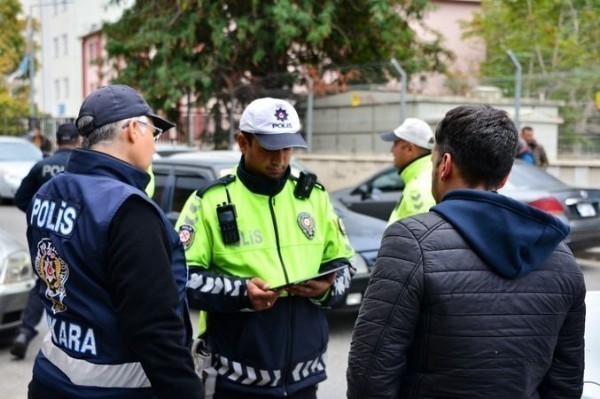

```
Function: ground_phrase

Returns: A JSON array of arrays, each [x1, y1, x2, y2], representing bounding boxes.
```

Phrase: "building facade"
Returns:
[[20, 0, 129, 118]]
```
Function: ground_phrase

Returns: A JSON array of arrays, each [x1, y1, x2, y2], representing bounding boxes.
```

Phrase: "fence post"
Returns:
[[390, 58, 406, 123], [506, 50, 522, 131], [304, 73, 314, 152]]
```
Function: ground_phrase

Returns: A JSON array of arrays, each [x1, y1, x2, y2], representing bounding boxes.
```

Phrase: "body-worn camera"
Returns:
[[217, 203, 239, 244], [294, 171, 317, 200]]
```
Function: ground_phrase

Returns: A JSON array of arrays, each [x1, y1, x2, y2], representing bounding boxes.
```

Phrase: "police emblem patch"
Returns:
[[297, 212, 316, 240], [179, 225, 195, 250], [275, 107, 289, 122], [35, 239, 69, 314]]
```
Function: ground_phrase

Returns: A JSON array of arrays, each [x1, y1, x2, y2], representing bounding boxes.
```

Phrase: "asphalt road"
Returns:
[[1, 203, 600, 398]]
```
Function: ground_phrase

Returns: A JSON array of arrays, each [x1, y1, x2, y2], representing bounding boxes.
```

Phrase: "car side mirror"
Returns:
[[354, 184, 371, 200], [370, 187, 382, 200]]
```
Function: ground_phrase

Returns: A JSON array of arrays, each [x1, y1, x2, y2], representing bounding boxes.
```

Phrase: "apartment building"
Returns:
[[20, 0, 128, 118]]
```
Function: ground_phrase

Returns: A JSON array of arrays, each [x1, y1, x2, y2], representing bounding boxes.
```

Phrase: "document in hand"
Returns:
[[268, 264, 348, 291]]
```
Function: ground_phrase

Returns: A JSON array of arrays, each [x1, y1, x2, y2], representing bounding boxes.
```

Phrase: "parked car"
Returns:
[[0, 136, 43, 203], [154, 144, 198, 158], [0, 227, 36, 338], [331, 160, 600, 254], [152, 151, 386, 310]]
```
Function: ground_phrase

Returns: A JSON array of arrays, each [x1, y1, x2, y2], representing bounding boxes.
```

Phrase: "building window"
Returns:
[[53, 37, 59, 58], [63, 78, 69, 97], [55, 79, 60, 99], [62, 34, 68, 56]]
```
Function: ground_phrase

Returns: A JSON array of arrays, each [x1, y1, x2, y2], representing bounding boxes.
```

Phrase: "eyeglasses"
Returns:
[[122, 119, 163, 142]]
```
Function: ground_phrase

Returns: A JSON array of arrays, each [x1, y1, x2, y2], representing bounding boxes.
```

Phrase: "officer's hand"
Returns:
[[285, 272, 336, 298], [248, 277, 281, 311]]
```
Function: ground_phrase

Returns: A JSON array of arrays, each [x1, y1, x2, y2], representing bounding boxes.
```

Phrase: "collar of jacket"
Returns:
[[236, 155, 290, 197], [399, 154, 432, 183], [66, 148, 151, 191]]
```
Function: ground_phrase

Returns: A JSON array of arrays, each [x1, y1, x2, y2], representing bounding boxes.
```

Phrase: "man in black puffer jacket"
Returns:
[[347, 104, 586, 399]]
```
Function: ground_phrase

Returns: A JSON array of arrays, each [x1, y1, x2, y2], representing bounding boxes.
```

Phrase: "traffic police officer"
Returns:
[[177, 97, 354, 399], [11, 122, 81, 359], [25, 85, 203, 398], [380, 118, 437, 225]]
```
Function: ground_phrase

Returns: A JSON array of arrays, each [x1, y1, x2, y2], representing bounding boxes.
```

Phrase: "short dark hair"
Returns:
[[434, 104, 519, 189], [521, 126, 533, 133], [240, 131, 254, 145]]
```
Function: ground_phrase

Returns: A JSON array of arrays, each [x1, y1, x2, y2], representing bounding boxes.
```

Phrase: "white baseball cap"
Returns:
[[381, 117, 435, 150], [239, 97, 307, 150]]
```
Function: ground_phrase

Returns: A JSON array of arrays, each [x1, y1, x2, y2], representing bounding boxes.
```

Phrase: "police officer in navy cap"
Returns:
[[25, 85, 204, 399], [11, 122, 81, 359]]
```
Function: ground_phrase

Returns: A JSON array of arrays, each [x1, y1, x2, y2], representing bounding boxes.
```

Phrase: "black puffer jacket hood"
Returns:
[[432, 189, 570, 279]]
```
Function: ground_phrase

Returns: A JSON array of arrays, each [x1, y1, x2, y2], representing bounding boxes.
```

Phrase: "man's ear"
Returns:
[[236, 132, 248, 152], [122, 119, 139, 143], [439, 152, 453, 181]]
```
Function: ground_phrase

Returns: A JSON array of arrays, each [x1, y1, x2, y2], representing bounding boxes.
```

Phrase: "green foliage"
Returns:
[[465, 0, 600, 78], [463, 0, 600, 144], [103, 0, 452, 144], [0, 0, 29, 134]]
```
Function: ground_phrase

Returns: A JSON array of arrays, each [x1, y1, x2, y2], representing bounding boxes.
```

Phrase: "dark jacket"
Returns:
[[347, 189, 586, 399], [27, 149, 203, 399], [14, 148, 73, 211]]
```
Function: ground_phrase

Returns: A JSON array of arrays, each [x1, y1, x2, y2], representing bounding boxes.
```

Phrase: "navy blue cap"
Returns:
[[55, 122, 80, 143], [76, 84, 175, 136]]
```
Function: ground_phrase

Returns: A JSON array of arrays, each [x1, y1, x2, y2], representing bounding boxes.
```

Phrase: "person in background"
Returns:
[[176, 97, 354, 399], [25, 84, 203, 398], [521, 126, 549, 168], [27, 126, 53, 157], [380, 118, 436, 225], [347, 104, 585, 398], [516, 136, 535, 165], [10, 122, 82, 359]]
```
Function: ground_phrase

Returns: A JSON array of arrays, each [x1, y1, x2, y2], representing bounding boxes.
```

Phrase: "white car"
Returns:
[[584, 291, 600, 398], [0, 136, 43, 203], [0, 227, 36, 336]]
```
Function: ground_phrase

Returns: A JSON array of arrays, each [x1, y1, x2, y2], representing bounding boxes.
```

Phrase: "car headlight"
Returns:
[[350, 253, 369, 276], [0, 249, 34, 284], [0, 168, 23, 188]]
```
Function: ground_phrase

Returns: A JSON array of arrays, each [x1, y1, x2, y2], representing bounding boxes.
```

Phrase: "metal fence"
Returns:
[[7, 63, 600, 158], [171, 63, 600, 159]]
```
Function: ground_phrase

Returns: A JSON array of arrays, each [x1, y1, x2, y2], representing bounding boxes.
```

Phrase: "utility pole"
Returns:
[[27, 6, 35, 126]]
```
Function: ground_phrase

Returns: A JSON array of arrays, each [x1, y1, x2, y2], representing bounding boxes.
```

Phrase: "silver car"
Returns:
[[0, 227, 36, 335], [0, 136, 43, 203]]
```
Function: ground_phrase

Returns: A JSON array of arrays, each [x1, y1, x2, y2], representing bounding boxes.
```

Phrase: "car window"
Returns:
[[504, 163, 568, 190], [153, 166, 214, 214], [371, 168, 403, 192], [173, 175, 210, 212], [0, 141, 43, 161]]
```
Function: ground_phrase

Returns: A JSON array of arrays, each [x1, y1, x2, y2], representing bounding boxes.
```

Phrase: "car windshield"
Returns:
[[504, 163, 568, 190], [0, 141, 42, 161]]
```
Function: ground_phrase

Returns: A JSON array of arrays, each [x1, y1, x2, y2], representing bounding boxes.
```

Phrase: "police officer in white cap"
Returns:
[[380, 117, 437, 225], [177, 98, 354, 399], [381, 118, 435, 225]]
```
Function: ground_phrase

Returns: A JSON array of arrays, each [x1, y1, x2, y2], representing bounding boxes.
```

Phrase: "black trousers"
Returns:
[[214, 385, 318, 399]]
